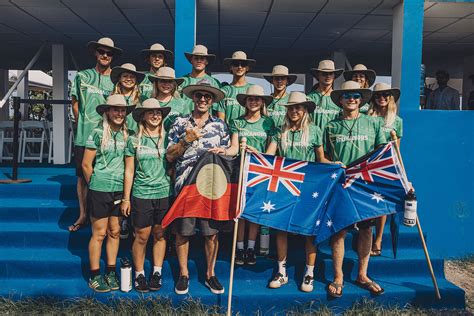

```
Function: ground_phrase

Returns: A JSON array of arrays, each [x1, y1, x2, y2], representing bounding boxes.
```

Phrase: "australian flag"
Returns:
[[239, 152, 345, 236]]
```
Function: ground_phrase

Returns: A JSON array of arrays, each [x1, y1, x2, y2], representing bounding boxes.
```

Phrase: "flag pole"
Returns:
[[390, 131, 441, 300], [227, 137, 247, 316]]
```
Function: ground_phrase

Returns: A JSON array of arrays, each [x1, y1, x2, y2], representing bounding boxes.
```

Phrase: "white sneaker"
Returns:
[[301, 275, 314, 292], [268, 272, 288, 289]]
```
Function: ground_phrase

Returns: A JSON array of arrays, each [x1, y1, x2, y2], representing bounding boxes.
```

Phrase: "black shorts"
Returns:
[[74, 146, 85, 179], [173, 218, 221, 237], [352, 218, 377, 229], [131, 196, 170, 229], [87, 189, 122, 219]]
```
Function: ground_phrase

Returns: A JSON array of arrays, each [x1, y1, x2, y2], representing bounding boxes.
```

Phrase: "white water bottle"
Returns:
[[259, 226, 270, 256], [120, 258, 132, 292], [403, 191, 417, 227]]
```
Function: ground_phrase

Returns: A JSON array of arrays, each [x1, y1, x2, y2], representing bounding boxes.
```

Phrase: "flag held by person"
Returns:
[[161, 152, 240, 228]]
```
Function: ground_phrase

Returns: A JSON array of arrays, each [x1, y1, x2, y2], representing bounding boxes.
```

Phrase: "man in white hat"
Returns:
[[323, 81, 386, 298], [216, 51, 255, 124], [69, 37, 122, 232], [139, 43, 174, 101], [179, 45, 221, 113], [307, 60, 343, 131], [166, 79, 229, 295]]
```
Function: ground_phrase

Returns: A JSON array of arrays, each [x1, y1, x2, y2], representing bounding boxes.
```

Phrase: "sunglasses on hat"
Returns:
[[96, 48, 114, 57], [231, 61, 248, 67], [374, 92, 392, 99], [342, 92, 362, 100], [194, 92, 213, 101]]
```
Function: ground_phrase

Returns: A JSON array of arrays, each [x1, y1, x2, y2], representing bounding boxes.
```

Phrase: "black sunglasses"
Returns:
[[374, 92, 392, 99], [194, 92, 213, 101], [231, 61, 248, 67], [97, 48, 114, 57]]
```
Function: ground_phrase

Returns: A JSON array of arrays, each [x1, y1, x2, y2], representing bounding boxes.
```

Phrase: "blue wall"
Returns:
[[174, 0, 196, 77]]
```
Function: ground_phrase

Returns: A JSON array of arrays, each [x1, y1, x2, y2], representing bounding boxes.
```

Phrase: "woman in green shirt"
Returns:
[[367, 83, 402, 257], [82, 94, 135, 293], [263, 65, 297, 128], [211, 85, 274, 266], [343, 64, 377, 113], [150, 66, 186, 130], [111, 63, 145, 133], [121, 98, 172, 293], [265, 91, 331, 293]]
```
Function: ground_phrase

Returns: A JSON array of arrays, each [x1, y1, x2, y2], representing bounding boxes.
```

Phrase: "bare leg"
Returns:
[[152, 225, 166, 268], [276, 231, 288, 261], [372, 215, 387, 254], [88, 217, 108, 270], [70, 177, 88, 231], [205, 234, 219, 279], [175, 233, 189, 277], [305, 236, 316, 266], [329, 230, 346, 296], [357, 227, 382, 292], [106, 216, 120, 266], [248, 222, 259, 243], [237, 219, 245, 243], [132, 226, 152, 272]]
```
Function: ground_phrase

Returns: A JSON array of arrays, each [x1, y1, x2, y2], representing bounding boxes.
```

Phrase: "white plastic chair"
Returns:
[[20, 121, 46, 163], [0, 121, 22, 163], [47, 120, 74, 164]]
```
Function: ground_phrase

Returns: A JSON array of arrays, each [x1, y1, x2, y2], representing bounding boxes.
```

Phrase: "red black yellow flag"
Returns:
[[161, 152, 240, 228]]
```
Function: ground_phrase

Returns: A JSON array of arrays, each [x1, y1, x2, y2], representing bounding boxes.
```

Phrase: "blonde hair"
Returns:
[[100, 112, 129, 151], [112, 81, 140, 105], [135, 114, 165, 158], [368, 95, 397, 127], [244, 98, 268, 117], [280, 109, 312, 152], [152, 79, 179, 99]]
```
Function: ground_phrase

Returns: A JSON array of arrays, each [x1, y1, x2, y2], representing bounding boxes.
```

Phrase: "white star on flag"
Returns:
[[261, 201, 276, 213], [312, 192, 319, 198], [331, 172, 338, 179], [371, 192, 385, 203], [316, 220, 321, 226], [327, 220, 333, 227]]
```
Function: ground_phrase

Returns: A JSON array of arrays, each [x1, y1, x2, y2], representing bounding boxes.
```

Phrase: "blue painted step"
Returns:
[[0, 199, 78, 223]]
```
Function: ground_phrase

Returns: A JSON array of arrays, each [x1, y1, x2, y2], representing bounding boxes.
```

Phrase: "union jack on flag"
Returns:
[[247, 152, 307, 196]]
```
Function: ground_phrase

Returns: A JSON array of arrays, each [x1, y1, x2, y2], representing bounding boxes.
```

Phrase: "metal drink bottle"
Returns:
[[120, 257, 132, 292], [259, 226, 270, 256], [403, 191, 417, 227]]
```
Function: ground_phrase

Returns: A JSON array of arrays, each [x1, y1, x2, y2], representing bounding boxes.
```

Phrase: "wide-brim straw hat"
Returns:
[[223, 51, 256, 67], [282, 91, 316, 113], [236, 85, 273, 106], [148, 67, 184, 86], [343, 64, 377, 87], [263, 65, 297, 86], [310, 60, 343, 79], [96, 94, 136, 116], [140, 43, 174, 61], [111, 63, 145, 85], [330, 80, 373, 107], [87, 37, 123, 58], [184, 44, 216, 64], [371, 83, 401, 102], [182, 78, 225, 103], [132, 98, 171, 122]]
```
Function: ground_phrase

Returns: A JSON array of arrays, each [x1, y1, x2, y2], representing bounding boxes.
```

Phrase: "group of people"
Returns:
[[70, 37, 403, 297]]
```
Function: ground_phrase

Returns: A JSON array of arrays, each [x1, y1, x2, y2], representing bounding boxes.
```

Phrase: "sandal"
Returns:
[[68, 222, 86, 232], [355, 280, 385, 296], [370, 248, 382, 257], [326, 281, 344, 298]]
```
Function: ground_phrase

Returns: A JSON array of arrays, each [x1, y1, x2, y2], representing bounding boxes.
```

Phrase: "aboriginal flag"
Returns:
[[161, 152, 240, 228]]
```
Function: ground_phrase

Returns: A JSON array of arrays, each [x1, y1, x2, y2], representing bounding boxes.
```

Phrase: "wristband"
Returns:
[[121, 199, 130, 203]]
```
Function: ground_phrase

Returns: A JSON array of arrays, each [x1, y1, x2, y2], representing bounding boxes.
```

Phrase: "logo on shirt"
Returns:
[[335, 135, 369, 143], [314, 107, 339, 115]]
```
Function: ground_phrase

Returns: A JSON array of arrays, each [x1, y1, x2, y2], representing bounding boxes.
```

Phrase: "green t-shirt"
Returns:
[[271, 124, 322, 162], [139, 71, 155, 102], [267, 94, 289, 128], [216, 83, 254, 125], [71, 68, 114, 146], [125, 134, 171, 199], [85, 126, 128, 192], [178, 74, 221, 113], [307, 90, 341, 130], [323, 114, 387, 166], [229, 116, 275, 153], [377, 115, 403, 140], [123, 96, 138, 133], [359, 103, 370, 114], [159, 97, 190, 131]]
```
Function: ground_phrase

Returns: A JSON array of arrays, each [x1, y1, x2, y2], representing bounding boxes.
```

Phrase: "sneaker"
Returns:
[[205, 276, 225, 294], [120, 219, 129, 239], [134, 274, 149, 293], [175, 275, 189, 295], [235, 249, 245, 265], [301, 275, 314, 292], [149, 272, 162, 291], [88, 275, 110, 293], [104, 271, 119, 291], [268, 272, 288, 289], [245, 248, 256, 265]]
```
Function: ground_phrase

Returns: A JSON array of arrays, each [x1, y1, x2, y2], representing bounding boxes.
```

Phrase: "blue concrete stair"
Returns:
[[0, 166, 466, 313]]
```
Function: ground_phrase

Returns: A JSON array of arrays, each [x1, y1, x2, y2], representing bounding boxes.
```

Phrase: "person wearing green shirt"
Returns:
[[178, 45, 221, 113], [263, 65, 297, 128], [212, 85, 274, 266], [216, 51, 256, 124], [82, 94, 135, 293], [111, 63, 145, 134], [307, 60, 343, 130], [69, 37, 122, 233], [324, 81, 386, 298], [139, 43, 174, 101], [343, 64, 377, 113], [367, 83, 402, 258], [265, 91, 331, 293], [121, 98, 172, 293], [149, 66, 187, 130]]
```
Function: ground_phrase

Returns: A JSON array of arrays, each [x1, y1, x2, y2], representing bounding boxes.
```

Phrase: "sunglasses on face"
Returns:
[[96, 48, 114, 57], [342, 92, 362, 100], [231, 61, 248, 68], [375, 92, 392, 99], [194, 92, 213, 101]]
